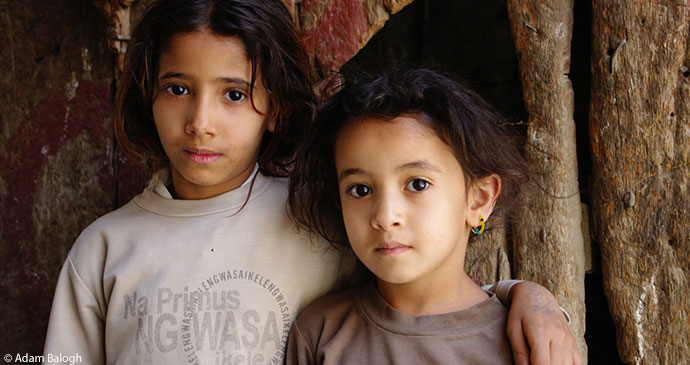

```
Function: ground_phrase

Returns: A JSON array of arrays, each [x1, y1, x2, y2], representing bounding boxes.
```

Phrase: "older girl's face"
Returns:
[[152, 29, 274, 199]]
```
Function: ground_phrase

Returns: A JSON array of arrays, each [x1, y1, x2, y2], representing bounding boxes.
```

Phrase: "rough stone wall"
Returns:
[[0, 0, 116, 356], [590, 1, 690, 363]]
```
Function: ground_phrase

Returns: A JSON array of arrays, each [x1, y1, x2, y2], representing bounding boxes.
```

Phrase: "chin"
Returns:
[[184, 171, 228, 186], [373, 271, 417, 285]]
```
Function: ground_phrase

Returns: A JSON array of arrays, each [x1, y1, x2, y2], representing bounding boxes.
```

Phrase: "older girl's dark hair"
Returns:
[[115, 0, 315, 177], [289, 67, 529, 246]]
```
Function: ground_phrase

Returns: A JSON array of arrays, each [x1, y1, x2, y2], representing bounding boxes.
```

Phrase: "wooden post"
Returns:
[[590, 1, 690, 363], [466, 218, 512, 286], [507, 0, 587, 360]]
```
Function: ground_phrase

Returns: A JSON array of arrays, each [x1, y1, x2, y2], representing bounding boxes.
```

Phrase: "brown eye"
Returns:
[[406, 178, 429, 192], [347, 184, 371, 198], [225, 90, 246, 102], [167, 84, 188, 96]]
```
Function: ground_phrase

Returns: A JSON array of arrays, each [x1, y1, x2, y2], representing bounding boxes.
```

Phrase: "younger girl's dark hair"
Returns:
[[115, 0, 316, 177], [289, 66, 529, 246]]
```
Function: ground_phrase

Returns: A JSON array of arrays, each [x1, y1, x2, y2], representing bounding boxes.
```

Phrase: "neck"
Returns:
[[169, 164, 256, 200], [376, 271, 488, 317]]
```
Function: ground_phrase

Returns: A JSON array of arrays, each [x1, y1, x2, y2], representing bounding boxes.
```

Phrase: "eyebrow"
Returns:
[[337, 160, 442, 182], [338, 168, 365, 182], [396, 160, 443, 173], [158, 72, 251, 88]]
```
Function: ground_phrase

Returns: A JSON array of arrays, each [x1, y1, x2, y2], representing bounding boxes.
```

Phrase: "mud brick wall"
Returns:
[[0, 0, 116, 356]]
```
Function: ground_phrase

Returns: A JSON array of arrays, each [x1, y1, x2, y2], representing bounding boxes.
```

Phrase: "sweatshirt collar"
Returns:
[[134, 166, 271, 217], [358, 280, 507, 336]]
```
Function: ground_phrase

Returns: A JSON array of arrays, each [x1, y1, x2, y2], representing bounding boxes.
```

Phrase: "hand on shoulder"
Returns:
[[506, 281, 581, 365]]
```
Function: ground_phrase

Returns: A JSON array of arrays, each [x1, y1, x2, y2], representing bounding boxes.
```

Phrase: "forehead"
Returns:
[[158, 30, 251, 74], [338, 114, 436, 144], [334, 115, 455, 166]]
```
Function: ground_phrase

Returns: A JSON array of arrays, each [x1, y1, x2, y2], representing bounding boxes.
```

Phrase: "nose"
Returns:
[[185, 93, 218, 137], [370, 190, 404, 231]]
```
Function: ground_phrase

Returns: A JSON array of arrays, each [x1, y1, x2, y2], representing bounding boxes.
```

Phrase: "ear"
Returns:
[[266, 106, 277, 132], [466, 174, 501, 227]]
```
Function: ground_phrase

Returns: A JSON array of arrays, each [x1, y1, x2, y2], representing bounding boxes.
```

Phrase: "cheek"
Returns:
[[227, 129, 265, 160], [340, 200, 355, 230], [152, 118, 175, 150], [339, 198, 355, 222], [232, 113, 269, 143], [340, 200, 368, 243], [151, 94, 167, 123], [152, 101, 174, 140]]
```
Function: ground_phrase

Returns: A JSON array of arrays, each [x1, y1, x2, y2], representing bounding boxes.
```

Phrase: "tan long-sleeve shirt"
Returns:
[[286, 281, 513, 365]]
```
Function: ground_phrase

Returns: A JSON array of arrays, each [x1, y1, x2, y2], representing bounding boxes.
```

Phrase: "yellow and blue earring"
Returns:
[[471, 216, 485, 235]]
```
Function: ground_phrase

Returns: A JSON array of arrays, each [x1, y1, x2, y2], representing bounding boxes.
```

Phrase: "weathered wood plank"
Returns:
[[466, 218, 512, 286], [590, 1, 690, 363], [506, 0, 587, 360]]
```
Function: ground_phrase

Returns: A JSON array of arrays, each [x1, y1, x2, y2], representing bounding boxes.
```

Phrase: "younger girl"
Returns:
[[287, 67, 580, 364], [43, 0, 575, 363]]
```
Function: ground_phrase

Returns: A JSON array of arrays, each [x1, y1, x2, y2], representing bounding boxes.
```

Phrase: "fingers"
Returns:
[[528, 325, 549, 365], [507, 317, 530, 365], [569, 349, 579, 365], [571, 335, 582, 365], [557, 317, 581, 365], [505, 281, 583, 365], [549, 337, 566, 365], [549, 324, 581, 365]]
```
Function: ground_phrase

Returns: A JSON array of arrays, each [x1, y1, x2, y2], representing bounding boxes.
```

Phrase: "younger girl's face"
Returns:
[[152, 29, 273, 199], [334, 116, 477, 288]]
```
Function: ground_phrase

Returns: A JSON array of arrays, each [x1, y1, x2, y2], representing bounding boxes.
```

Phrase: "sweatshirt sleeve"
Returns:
[[285, 320, 316, 365], [482, 280, 571, 323], [43, 255, 105, 364], [481, 279, 524, 306]]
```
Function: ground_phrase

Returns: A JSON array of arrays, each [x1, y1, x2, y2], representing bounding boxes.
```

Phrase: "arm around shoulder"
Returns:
[[502, 281, 581, 365]]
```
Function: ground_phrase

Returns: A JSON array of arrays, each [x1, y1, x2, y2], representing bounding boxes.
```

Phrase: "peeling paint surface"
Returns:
[[0, 0, 116, 355], [0, 81, 112, 352], [301, 0, 371, 72]]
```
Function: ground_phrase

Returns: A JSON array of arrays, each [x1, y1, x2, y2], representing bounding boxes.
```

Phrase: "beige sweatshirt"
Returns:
[[43, 171, 351, 365]]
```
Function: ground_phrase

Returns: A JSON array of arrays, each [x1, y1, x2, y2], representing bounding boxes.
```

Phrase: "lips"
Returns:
[[375, 241, 411, 255], [184, 148, 222, 164]]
